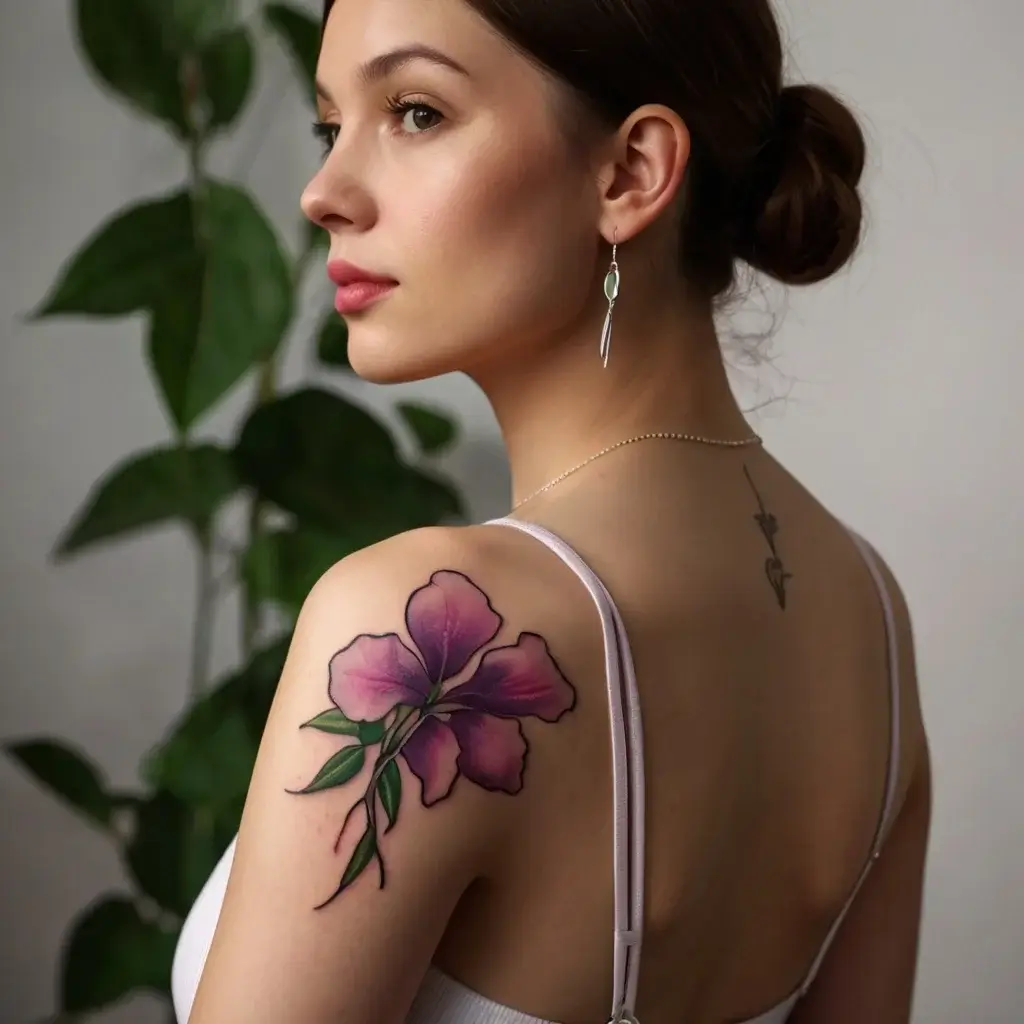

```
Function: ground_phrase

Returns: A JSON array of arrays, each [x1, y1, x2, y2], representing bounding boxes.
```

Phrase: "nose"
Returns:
[[301, 165, 348, 234], [301, 159, 374, 236]]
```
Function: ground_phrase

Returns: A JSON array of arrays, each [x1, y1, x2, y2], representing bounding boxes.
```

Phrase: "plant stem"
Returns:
[[183, 55, 205, 195], [189, 525, 216, 698], [241, 358, 279, 656], [180, 61, 214, 699], [239, 229, 319, 655]]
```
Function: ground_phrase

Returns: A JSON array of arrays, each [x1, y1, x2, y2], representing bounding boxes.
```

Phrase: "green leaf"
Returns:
[[234, 387, 398, 528], [289, 744, 365, 795], [56, 444, 239, 557], [60, 895, 179, 1011], [74, 0, 189, 135], [243, 524, 359, 612], [300, 708, 359, 737], [300, 709, 386, 745], [32, 191, 195, 319], [124, 790, 234, 916], [306, 219, 330, 255], [5, 740, 111, 828], [377, 760, 401, 832], [391, 465, 465, 526], [123, 791, 190, 915], [397, 402, 457, 454], [234, 387, 464, 535], [164, 0, 238, 49], [264, 3, 321, 103], [143, 698, 256, 810], [200, 26, 254, 130], [211, 635, 292, 739], [316, 314, 350, 370], [147, 179, 294, 430], [337, 826, 377, 895]]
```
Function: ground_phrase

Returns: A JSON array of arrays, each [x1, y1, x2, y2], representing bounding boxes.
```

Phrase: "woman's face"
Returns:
[[302, 0, 602, 384]]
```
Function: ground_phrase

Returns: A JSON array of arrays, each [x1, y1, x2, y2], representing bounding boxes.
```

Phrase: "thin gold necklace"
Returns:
[[511, 429, 763, 511]]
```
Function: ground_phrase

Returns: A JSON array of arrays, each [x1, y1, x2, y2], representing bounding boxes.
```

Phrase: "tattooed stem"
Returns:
[[382, 705, 422, 755], [380, 708, 410, 755], [333, 797, 366, 853]]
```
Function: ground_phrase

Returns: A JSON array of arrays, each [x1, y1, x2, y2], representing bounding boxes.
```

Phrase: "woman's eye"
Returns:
[[388, 100, 444, 135], [312, 121, 340, 159]]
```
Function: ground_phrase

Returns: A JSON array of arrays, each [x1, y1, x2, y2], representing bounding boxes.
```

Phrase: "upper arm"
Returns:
[[792, 548, 932, 1024], [187, 528, 578, 1024], [791, 743, 931, 1024]]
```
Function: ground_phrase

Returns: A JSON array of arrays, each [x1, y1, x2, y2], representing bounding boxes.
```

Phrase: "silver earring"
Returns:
[[600, 240, 620, 368]]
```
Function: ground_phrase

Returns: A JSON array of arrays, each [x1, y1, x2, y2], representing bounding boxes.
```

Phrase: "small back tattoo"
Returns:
[[743, 464, 793, 609]]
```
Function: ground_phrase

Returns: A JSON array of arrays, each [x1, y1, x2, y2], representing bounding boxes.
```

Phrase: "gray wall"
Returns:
[[1, 1, 1021, 1021]]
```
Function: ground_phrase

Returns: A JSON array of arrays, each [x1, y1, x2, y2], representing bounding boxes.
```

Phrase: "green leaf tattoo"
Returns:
[[287, 744, 364, 795], [377, 761, 401, 833]]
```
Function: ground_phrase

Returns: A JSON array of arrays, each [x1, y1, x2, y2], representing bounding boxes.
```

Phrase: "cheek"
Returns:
[[352, 133, 595, 381]]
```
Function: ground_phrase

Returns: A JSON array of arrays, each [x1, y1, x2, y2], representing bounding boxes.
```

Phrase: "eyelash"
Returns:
[[311, 97, 444, 159]]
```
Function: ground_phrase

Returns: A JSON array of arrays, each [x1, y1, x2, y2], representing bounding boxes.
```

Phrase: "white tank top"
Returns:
[[172, 518, 902, 1023]]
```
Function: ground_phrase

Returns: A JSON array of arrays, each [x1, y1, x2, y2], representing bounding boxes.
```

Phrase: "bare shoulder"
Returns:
[[280, 522, 583, 872], [790, 530, 933, 1024], [187, 524, 582, 1023], [849, 531, 930, 802]]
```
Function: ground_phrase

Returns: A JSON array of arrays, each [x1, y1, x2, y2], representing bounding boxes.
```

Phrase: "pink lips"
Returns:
[[327, 260, 397, 315]]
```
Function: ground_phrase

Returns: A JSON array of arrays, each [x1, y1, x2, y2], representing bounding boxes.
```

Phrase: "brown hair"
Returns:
[[321, 0, 866, 297]]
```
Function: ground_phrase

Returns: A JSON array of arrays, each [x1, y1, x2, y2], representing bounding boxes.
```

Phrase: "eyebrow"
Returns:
[[315, 44, 471, 102]]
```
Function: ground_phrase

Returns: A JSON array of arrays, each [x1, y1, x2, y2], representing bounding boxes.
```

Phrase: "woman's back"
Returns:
[[180, 0, 929, 1017], [426, 445, 926, 1023]]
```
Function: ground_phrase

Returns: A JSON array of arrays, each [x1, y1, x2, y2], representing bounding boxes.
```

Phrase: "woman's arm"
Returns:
[[791, 743, 931, 1024], [187, 526, 577, 1024], [792, 552, 931, 1024]]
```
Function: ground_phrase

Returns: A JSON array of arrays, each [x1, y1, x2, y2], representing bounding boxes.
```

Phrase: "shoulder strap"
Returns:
[[799, 526, 903, 995], [486, 518, 646, 1023]]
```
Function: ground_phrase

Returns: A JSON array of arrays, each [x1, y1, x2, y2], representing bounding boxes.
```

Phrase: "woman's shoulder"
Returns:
[[183, 522, 591, 1021]]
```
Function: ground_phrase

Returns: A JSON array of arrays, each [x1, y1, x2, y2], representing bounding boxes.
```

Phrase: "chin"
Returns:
[[345, 323, 464, 385]]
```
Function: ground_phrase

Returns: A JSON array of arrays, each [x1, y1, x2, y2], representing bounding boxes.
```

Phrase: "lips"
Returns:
[[326, 259, 398, 315], [326, 260, 397, 287]]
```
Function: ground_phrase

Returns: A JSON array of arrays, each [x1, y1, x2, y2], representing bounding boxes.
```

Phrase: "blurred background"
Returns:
[[1, 0, 1021, 1021]]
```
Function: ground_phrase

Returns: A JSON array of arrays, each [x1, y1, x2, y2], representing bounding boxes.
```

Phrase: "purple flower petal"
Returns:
[[442, 633, 576, 721], [449, 711, 527, 795], [406, 570, 502, 684], [328, 633, 431, 722], [401, 716, 461, 806]]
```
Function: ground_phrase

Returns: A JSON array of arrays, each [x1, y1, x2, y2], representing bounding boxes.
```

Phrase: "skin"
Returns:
[[186, 1, 931, 1022]]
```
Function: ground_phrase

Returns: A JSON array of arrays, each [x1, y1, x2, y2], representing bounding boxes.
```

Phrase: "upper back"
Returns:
[[431, 446, 924, 1023]]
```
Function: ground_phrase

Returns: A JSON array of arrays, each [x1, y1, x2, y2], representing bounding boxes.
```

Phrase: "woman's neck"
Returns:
[[474, 290, 755, 511]]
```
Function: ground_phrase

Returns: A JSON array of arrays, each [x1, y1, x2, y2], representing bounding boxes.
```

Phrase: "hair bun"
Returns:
[[737, 84, 867, 285]]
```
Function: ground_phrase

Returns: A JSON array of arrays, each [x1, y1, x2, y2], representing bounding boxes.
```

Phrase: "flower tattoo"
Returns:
[[288, 569, 577, 908]]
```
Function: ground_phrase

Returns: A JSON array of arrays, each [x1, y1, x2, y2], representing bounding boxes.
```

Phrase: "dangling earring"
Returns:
[[600, 237, 620, 368]]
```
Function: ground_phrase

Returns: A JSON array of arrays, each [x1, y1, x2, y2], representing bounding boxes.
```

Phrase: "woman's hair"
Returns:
[[321, 0, 866, 297]]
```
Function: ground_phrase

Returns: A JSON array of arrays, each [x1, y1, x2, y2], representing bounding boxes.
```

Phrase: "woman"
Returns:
[[172, 0, 931, 1021]]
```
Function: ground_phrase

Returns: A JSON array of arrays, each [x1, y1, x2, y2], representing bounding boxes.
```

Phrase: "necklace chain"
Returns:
[[512, 430, 763, 511]]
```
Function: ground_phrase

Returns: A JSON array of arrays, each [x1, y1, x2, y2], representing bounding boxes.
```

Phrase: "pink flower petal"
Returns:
[[401, 716, 461, 806], [406, 570, 502, 684], [442, 633, 576, 722], [328, 633, 431, 722], [449, 711, 527, 795]]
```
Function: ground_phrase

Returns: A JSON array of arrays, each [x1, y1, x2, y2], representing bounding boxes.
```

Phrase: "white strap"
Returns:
[[487, 519, 646, 1022]]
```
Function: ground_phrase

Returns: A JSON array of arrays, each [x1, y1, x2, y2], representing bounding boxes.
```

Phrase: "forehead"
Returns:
[[317, 0, 582, 155], [320, 0, 504, 77]]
